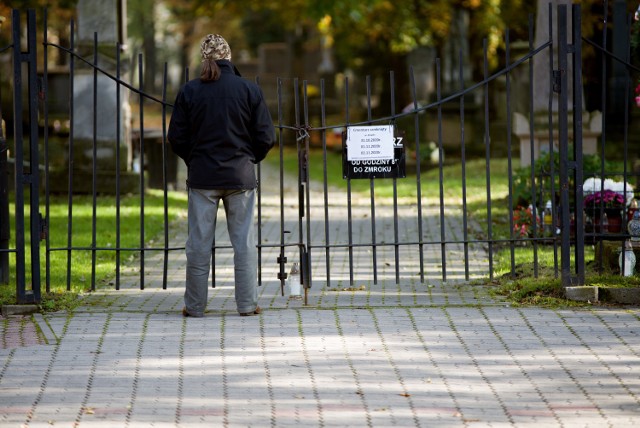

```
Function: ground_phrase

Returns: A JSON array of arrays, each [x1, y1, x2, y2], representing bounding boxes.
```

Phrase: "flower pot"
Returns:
[[587, 208, 623, 234], [629, 211, 640, 242], [605, 215, 622, 234]]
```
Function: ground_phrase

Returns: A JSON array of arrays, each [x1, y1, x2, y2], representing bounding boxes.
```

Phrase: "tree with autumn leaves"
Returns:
[[1, 0, 638, 108], [155, 0, 538, 113]]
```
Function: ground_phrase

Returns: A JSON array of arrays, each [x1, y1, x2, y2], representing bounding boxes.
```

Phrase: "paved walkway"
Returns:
[[2, 165, 640, 427]]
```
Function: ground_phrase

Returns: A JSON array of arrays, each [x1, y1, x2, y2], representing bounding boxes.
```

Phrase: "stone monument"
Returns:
[[415, 9, 478, 149], [50, 0, 137, 193], [513, 0, 600, 167], [609, 0, 631, 126]]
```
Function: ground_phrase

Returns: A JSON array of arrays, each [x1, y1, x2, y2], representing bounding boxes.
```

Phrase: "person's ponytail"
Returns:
[[200, 58, 222, 82]]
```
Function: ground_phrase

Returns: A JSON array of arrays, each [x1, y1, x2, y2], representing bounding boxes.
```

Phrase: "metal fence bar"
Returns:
[[11, 10, 23, 297], [527, 14, 540, 277], [211, 233, 216, 288], [115, 43, 122, 290], [557, 5, 571, 285], [291, 78, 303, 287], [302, 81, 312, 292], [320, 79, 332, 286], [42, 9, 51, 293], [65, 18, 75, 291], [292, 77, 302, 281], [572, 5, 586, 284], [137, 53, 146, 290], [26, 9, 41, 302], [0, 44, 9, 285], [457, 51, 470, 281], [389, 71, 401, 284], [505, 30, 516, 276], [344, 75, 355, 286], [90, 32, 99, 291], [161, 62, 170, 290], [482, 39, 494, 280], [276, 77, 287, 295], [365, 75, 378, 284], [619, 14, 632, 277], [256, 77, 264, 287], [435, 58, 447, 281], [595, 0, 609, 264], [547, 3, 559, 277], [408, 66, 425, 283], [11, 9, 41, 303], [570, 4, 585, 285]]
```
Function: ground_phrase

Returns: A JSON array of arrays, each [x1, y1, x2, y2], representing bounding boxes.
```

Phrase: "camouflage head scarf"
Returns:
[[201, 34, 231, 61]]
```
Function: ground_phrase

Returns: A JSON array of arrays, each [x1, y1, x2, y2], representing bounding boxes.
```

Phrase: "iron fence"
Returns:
[[0, 4, 638, 303]]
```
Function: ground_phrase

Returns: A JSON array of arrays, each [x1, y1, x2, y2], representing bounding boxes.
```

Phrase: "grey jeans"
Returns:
[[184, 188, 258, 316]]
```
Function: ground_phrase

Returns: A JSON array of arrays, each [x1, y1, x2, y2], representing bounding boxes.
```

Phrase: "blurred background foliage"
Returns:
[[3, 1, 637, 83], [1, 0, 638, 121]]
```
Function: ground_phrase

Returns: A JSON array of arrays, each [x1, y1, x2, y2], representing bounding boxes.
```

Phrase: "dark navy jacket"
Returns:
[[168, 60, 276, 189]]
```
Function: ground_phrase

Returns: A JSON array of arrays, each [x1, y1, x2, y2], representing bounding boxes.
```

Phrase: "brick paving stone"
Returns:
[[3, 167, 640, 426]]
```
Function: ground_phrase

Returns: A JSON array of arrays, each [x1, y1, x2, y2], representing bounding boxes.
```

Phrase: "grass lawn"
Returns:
[[2, 146, 636, 310], [267, 146, 640, 306], [0, 189, 187, 309]]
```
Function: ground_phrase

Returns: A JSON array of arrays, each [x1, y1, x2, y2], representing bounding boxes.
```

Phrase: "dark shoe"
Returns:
[[182, 307, 190, 317], [239, 306, 262, 316]]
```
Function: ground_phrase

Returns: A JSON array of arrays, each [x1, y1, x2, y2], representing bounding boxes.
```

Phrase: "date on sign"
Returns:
[[346, 125, 394, 161]]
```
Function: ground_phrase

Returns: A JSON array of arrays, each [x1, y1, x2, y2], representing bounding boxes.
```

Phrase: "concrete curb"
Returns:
[[564, 286, 598, 302], [33, 313, 58, 344], [565, 286, 640, 304], [1, 304, 39, 317], [598, 287, 640, 305]]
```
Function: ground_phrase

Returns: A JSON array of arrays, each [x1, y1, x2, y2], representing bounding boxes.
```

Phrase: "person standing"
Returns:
[[168, 34, 276, 317]]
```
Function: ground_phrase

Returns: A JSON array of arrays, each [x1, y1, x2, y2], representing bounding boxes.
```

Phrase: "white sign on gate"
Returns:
[[346, 125, 395, 162]]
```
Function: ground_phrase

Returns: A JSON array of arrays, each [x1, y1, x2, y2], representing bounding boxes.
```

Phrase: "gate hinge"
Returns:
[[277, 254, 288, 280], [39, 213, 48, 240], [552, 69, 563, 94]]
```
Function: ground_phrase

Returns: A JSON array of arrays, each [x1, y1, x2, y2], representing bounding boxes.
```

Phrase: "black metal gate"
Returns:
[[1, 4, 638, 303], [1, 10, 42, 303]]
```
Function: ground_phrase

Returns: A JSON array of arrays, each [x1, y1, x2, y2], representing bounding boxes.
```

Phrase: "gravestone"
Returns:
[[609, 0, 631, 124], [532, 0, 576, 114], [407, 47, 435, 102], [257, 43, 293, 131], [50, 0, 137, 193], [442, 9, 471, 94], [409, 9, 479, 150], [513, 0, 599, 167], [258, 42, 291, 108]]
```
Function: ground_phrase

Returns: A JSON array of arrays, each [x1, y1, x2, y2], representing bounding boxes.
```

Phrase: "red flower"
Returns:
[[584, 190, 625, 209], [513, 205, 541, 237]]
